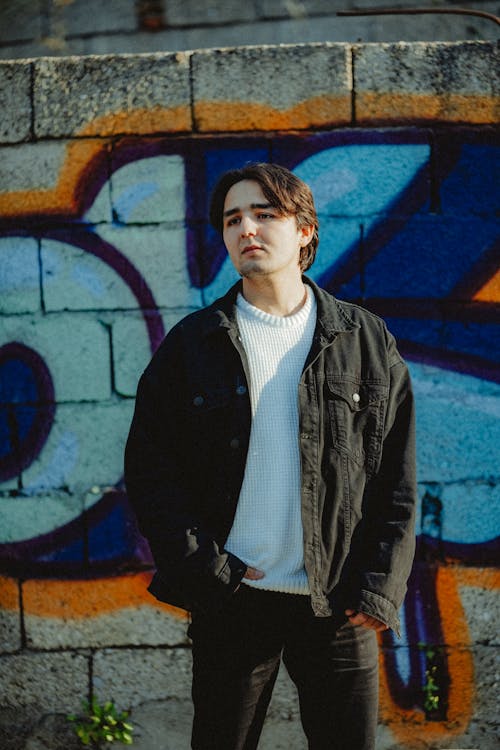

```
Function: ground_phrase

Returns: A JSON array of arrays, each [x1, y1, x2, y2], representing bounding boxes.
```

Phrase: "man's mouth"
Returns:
[[241, 244, 263, 254]]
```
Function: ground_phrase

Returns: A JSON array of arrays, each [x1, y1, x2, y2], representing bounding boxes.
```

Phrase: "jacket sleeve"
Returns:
[[351, 330, 417, 635], [124, 331, 246, 613]]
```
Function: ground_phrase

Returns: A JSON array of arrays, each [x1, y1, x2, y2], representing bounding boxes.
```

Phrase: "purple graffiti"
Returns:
[[0, 342, 56, 482]]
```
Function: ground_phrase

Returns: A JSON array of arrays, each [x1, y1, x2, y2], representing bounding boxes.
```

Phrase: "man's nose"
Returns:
[[240, 216, 257, 237]]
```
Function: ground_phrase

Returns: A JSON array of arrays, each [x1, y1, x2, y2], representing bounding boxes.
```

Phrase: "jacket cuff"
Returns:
[[353, 589, 401, 637], [147, 552, 247, 614]]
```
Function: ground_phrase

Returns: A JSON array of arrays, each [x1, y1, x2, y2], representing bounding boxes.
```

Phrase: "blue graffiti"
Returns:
[[0, 131, 498, 581]]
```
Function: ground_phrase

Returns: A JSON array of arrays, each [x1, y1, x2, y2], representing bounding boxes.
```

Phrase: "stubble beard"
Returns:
[[238, 256, 269, 278]]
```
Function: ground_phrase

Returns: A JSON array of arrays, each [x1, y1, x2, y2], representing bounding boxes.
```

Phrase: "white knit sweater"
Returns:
[[224, 286, 317, 594]]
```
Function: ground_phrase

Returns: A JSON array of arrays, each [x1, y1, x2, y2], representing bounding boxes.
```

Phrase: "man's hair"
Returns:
[[209, 162, 319, 272]]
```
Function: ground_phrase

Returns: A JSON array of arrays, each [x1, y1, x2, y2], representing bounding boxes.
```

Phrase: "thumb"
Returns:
[[244, 567, 265, 580]]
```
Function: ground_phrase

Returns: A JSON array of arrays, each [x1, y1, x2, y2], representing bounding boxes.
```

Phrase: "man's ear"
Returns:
[[299, 224, 315, 246]]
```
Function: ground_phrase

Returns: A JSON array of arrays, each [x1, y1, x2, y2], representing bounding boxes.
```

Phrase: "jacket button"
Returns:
[[236, 385, 247, 395], [352, 392, 360, 403], [193, 395, 204, 406], [230, 438, 240, 449]]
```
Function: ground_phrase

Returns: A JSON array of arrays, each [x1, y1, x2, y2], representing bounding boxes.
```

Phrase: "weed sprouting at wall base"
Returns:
[[68, 699, 133, 746]]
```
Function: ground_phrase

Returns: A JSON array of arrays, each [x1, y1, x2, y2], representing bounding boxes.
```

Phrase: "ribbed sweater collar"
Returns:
[[236, 285, 315, 329]]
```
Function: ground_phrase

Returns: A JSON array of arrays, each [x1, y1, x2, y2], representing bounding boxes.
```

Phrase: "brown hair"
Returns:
[[209, 163, 319, 272]]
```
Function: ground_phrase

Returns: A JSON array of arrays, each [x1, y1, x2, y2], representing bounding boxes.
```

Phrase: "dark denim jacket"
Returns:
[[125, 278, 417, 634]]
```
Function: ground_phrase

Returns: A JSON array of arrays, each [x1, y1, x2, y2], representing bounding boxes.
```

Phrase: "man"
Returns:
[[125, 163, 417, 750]]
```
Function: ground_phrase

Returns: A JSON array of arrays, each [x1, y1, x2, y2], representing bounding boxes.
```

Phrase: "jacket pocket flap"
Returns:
[[187, 386, 233, 412], [326, 378, 388, 411]]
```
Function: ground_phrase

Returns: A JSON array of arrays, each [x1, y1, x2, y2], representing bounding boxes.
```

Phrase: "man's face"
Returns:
[[222, 180, 310, 280]]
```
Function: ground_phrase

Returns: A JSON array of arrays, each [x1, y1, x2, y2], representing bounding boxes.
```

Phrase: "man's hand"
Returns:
[[243, 567, 265, 581], [345, 609, 388, 632]]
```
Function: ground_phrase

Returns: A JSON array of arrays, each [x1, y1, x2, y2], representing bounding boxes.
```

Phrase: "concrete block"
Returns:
[[200, 253, 241, 307], [441, 484, 500, 558], [294, 140, 430, 218], [96, 224, 203, 309], [0, 236, 40, 314], [0, 61, 32, 144], [93, 647, 192, 707], [0, 141, 67, 193], [22, 399, 134, 494], [463, 645, 500, 738], [166, 0, 257, 25], [0, 139, 112, 223], [0, 651, 89, 712], [34, 53, 192, 138], [0, 313, 111, 402], [0, 706, 39, 750], [0, 492, 83, 545], [0, 475, 19, 493], [192, 43, 352, 131], [112, 313, 156, 397], [123, 698, 194, 750], [41, 238, 138, 311], [459, 576, 499, 646], [24, 573, 188, 649], [434, 130, 500, 218], [48, 0, 137, 37], [0, 576, 21, 653], [410, 362, 500, 482], [363, 215, 498, 299], [112, 309, 190, 396], [355, 41, 500, 125], [438, 720, 500, 750], [111, 152, 185, 224], [308, 217, 362, 296], [0, 1, 43, 44], [24, 713, 83, 750]]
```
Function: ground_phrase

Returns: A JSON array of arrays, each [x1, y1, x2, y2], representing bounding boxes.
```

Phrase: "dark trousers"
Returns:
[[189, 585, 379, 750]]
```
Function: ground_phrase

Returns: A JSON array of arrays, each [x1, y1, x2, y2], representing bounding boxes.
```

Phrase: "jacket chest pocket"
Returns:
[[185, 382, 248, 451], [186, 385, 232, 433], [326, 377, 388, 476], [188, 386, 234, 412]]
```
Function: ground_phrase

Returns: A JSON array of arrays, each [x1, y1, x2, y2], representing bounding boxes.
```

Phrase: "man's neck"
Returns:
[[241, 274, 307, 317]]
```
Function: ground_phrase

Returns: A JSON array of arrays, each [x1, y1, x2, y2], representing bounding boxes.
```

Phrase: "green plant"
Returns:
[[67, 698, 134, 746], [418, 643, 442, 717], [423, 661, 440, 714]]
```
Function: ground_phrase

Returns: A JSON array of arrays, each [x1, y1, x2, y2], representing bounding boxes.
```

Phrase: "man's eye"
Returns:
[[258, 213, 273, 219], [227, 217, 240, 226]]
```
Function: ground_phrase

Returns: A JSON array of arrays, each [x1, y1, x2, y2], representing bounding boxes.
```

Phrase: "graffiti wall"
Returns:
[[0, 42, 498, 749]]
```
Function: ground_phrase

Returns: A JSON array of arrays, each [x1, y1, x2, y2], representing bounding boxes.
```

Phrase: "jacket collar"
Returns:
[[200, 276, 359, 340]]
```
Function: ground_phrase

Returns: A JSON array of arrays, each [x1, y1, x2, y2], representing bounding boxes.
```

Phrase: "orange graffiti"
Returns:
[[0, 573, 187, 621], [0, 139, 108, 219], [194, 96, 351, 131], [379, 565, 499, 746], [357, 93, 499, 125], [77, 105, 192, 137], [0, 105, 190, 220], [474, 269, 500, 303], [0, 575, 19, 610], [1, 94, 498, 222]]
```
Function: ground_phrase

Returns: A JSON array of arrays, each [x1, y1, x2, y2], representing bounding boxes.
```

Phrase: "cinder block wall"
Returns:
[[0, 41, 499, 749]]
